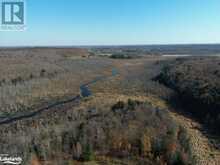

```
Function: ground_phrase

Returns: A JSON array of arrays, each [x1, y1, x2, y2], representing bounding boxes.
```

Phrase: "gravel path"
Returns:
[[169, 110, 220, 165]]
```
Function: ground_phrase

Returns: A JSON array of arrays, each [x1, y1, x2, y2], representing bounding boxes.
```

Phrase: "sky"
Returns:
[[0, 0, 220, 46]]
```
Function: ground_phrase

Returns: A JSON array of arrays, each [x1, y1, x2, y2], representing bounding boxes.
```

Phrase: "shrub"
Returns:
[[40, 69, 46, 77], [127, 99, 141, 110], [139, 134, 152, 157], [110, 53, 133, 59], [82, 143, 95, 161], [29, 73, 34, 79], [11, 76, 23, 85], [111, 101, 125, 111]]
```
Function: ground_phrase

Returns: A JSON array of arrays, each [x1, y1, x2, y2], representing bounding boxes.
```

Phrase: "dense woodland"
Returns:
[[0, 99, 194, 164], [155, 57, 220, 133], [0, 48, 219, 164]]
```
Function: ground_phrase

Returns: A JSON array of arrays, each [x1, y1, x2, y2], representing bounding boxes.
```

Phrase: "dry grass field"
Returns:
[[0, 48, 219, 165], [0, 48, 113, 116]]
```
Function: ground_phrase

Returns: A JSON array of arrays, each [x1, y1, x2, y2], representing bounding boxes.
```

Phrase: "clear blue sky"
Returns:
[[1, 0, 220, 46]]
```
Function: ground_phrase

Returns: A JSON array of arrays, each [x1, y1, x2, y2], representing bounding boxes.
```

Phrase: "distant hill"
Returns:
[[90, 44, 220, 56]]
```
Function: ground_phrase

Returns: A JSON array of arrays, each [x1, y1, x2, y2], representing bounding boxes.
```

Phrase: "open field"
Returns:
[[0, 47, 219, 164]]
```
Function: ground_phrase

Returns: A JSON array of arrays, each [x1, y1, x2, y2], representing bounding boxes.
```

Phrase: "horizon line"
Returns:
[[1, 43, 220, 48]]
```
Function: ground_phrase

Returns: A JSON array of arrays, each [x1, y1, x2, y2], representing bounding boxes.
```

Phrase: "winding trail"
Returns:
[[0, 65, 219, 164], [0, 69, 118, 126], [0, 95, 81, 125], [169, 109, 220, 165]]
